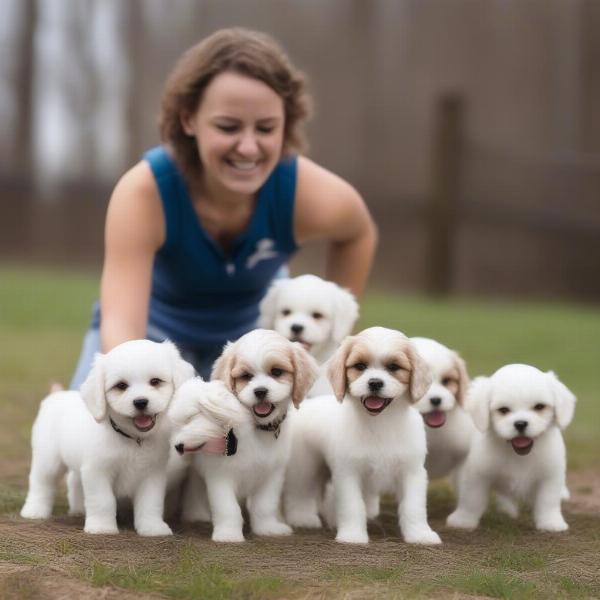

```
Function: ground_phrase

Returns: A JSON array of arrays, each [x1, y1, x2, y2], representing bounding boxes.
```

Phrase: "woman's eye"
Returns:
[[387, 363, 401, 372], [149, 378, 163, 387], [282, 309, 291, 316], [534, 403, 546, 411], [498, 407, 510, 415], [271, 367, 283, 377], [312, 312, 324, 320], [353, 362, 367, 371], [115, 381, 128, 391], [216, 124, 237, 133], [257, 126, 274, 134]]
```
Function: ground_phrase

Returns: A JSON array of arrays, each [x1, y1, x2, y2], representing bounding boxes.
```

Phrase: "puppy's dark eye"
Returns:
[[312, 312, 324, 320], [353, 362, 367, 371], [387, 363, 402, 372], [114, 381, 128, 391], [240, 372, 253, 381], [271, 367, 284, 377], [533, 403, 546, 411], [281, 309, 291, 316], [441, 377, 454, 387], [497, 407, 510, 415], [149, 378, 163, 387]]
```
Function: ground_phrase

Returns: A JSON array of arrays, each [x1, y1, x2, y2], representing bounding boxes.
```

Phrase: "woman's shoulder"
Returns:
[[294, 156, 369, 245], [105, 160, 165, 249]]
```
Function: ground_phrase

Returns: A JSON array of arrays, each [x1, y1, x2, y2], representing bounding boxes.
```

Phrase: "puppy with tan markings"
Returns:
[[21, 340, 194, 536], [411, 337, 474, 480], [284, 327, 441, 545], [182, 329, 319, 542], [447, 364, 576, 532]]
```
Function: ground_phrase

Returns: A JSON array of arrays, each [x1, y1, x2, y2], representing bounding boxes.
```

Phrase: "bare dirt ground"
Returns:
[[1, 469, 599, 599]]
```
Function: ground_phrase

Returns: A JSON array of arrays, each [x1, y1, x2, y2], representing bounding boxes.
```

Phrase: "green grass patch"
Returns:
[[438, 569, 539, 599], [86, 545, 286, 600], [0, 487, 26, 514]]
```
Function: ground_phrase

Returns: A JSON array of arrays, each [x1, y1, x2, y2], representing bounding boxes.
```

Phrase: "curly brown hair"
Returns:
[[159, 28, 312, 181]]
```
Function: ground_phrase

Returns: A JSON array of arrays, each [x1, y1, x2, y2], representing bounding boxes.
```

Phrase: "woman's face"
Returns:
[[182, 71, 285, 198]]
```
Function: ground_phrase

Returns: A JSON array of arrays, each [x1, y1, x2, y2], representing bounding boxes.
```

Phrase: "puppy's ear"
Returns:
[[465, 376, 492, 432], [331, 286, 359, 343], [405, 343, 433, 402], [162, 340, 195, 389], [453, 351, 470, 406], [211, 342, 236, 392], [80, 353, 107, 422], [327, 336, 354, 402], [290, 342, 320, 408], [546, 371, 576, 429], [257, 280, 285, 329]]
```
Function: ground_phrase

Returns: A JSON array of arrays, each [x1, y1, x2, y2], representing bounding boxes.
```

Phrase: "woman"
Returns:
[[71, 27, 377, 387]]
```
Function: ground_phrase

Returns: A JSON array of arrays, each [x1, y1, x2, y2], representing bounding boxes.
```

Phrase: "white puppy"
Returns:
[[182, 329, 319, 542], [411, 337, 473, 480], [447, 364, 576, 532], [21, 339, 194, 536], [258, 274, 358, 396], [284, 327, 441, 545]]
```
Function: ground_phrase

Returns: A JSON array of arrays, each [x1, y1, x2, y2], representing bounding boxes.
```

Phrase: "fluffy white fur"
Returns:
[[258, 274, 359, 396], [411, 337, 473, 480], [21, 339, 194, 536], [447, 364, 576, 532], [284, 327, 441, 545], [181, 329, 319, 542]]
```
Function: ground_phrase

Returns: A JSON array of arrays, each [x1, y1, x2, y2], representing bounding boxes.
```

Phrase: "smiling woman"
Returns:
[[69, 27, 377, 388]]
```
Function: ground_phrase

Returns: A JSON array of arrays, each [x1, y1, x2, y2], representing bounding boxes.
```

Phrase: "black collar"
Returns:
[[256, 411, 287, 439], [110, 417, 143, 446]]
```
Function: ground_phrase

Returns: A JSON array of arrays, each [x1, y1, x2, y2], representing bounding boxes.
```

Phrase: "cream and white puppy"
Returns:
[[182, 329, 319, 542], [447, 364, 576, 532], [284, 327, 441, 545], [258, 274, 359, 396], [21, 339, 194, 536], [411, 337, 473, 480]]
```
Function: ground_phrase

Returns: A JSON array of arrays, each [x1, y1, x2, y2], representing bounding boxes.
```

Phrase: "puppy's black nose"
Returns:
[[368, 378, 384, 392], [254, 387, 268, 400], [514, 420, 528, 432], [290, 324, 304, 335], [133, 398, 149, 410], [430, 397, 442, 407], [175, 443, 184, 455]]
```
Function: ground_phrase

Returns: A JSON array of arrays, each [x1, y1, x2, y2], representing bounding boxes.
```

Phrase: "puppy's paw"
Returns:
[[286, 511, 322, 529], [446, 510, 479, 530], [253, 520, 292, 537], [336, 528, 369, 544], [84, 519, 119, 535], [403, 527, 442, 545], [536, 517, 568, 532], [20, 503, 52, 520], [212, 525, 245, 543], [136, 520, 173, 537]]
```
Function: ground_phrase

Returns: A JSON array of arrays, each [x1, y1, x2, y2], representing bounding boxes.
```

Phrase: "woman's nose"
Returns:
[[236, 131, 259, 156]]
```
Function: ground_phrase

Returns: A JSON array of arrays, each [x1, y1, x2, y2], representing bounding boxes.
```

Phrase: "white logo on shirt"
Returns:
[[246, 239, 279, 269]]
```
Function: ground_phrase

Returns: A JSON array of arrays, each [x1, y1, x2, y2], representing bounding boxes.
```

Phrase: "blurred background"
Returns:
[[1, 0, 600, 300]]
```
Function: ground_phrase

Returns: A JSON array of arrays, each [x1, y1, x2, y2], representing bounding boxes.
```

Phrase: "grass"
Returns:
[[1, 264, 599, 599]]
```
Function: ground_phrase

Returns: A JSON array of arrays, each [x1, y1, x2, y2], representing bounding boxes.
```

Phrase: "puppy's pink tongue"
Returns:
[[424, 410, 446, 428], [364, 396, 386, 410], [511, 436, 534, 455], [133, 415, 154, 429], [253, 401, 273, 416], [201, 437, 227, 455]]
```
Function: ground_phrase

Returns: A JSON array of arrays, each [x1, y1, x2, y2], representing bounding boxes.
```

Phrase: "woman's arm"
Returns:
[[294, 157, 378, 298], [99, 162, 165, 352]]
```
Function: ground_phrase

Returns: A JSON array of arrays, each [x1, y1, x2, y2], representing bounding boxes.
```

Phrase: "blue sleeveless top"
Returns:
[[93, 145, 298, 351]]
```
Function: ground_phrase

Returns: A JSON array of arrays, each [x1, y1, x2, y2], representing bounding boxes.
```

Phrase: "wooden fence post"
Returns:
[[426, 94, 464, 296]]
